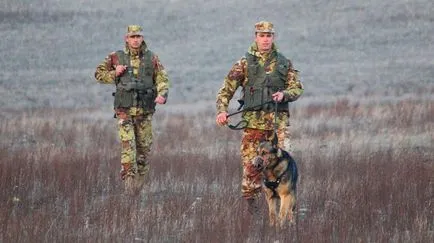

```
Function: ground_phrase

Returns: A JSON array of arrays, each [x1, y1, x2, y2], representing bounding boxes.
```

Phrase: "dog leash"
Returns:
[[271, 100, 279, 147], [226, 100, 274, 118], [226, 100, 274, 130]]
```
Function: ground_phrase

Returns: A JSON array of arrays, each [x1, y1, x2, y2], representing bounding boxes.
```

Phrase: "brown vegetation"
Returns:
[[1, 97, 433, 242]]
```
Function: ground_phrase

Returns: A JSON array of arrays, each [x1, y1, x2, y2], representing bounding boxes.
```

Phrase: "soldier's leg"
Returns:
[[132, 113, 152, 191], [241, 129, 285, 213], [116, 108, 137, 180], [135, 114, 153, 176], [241, 128, 270, 200]]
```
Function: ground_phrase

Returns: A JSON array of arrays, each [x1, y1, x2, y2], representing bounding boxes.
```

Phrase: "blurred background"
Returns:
[[1, 0, 433, 110]]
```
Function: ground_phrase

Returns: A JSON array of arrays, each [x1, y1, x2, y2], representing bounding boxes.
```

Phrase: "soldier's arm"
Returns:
[[152, 55, 169, 99], [282, 61, 304, 102], [216, 58, 247, 114], [94, 52, 118, 84]]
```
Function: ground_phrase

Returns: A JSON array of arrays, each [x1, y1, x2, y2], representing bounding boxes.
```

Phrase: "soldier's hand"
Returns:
[[154, 95, 166, 104], [272, 91, 284, 102], [115, 65, 127, 77], [216, 112, 229, 126]]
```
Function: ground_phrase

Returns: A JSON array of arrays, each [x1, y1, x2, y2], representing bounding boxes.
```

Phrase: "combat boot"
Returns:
[[121, 164, 140, 195], [135, 175, 146, 191]]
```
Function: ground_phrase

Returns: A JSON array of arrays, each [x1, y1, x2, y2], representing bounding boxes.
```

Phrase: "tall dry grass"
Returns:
[[0, 97, 433, 242]]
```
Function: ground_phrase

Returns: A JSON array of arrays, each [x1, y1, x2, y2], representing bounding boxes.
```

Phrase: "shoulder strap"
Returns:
[[115, 50, 129, 66], [246, 52, 256, 65]]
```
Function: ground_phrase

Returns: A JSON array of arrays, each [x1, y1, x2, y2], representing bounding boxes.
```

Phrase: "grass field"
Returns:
[[1, 92, 432, 242]]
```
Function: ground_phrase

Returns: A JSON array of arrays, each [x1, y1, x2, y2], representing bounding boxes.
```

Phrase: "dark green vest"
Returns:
[[244, 51, 289, 112], [113, 49, 156, 111]]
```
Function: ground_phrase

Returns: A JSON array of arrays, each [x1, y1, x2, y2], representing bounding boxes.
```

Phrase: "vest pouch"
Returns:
[[272, 63, 288, 82], [138, 88, 156, 110], [245, 85, 269, 111], [114, 90, 134, 108]]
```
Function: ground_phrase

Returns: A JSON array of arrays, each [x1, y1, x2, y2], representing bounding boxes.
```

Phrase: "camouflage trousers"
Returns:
[[240, 127, 290, 199], [116, 107, 152, 180]]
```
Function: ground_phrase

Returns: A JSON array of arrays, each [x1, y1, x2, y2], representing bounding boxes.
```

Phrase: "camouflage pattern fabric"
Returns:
[[254, 21, 275, 33], [116, 107, 152, 179], [95, 39, 169, 181], [94, 42, 169, 100], [126, 25, 144, 36], [241, 128, 286, 199], [216, 42, 303, 130]]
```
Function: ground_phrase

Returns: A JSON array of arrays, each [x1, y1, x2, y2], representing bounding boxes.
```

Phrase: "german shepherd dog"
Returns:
[[252, 141, 298, 227]]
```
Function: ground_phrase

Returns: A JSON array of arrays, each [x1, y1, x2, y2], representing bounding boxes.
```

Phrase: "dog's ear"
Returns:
[[271, 132, 278, 148]]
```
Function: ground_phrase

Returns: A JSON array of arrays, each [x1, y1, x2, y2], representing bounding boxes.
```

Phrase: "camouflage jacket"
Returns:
[[94, 41, 169, 100], [216, 42, 304, 130]]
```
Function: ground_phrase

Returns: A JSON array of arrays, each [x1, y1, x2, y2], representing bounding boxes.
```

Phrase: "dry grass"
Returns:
[[1, 96, 433, 242]]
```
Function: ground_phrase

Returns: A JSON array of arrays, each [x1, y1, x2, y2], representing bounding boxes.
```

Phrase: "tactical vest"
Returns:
[[113, 50, 156, 111], [244, 52, 289, 112]]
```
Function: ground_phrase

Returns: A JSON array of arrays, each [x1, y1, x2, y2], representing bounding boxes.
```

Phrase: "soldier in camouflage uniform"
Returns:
[[95, 25, 169, 193], [215, 21, 303, 212]]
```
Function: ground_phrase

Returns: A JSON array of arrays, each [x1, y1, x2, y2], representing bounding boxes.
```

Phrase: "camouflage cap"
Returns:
[[126, 25, 144, 36], [254, 21, 275, 33]]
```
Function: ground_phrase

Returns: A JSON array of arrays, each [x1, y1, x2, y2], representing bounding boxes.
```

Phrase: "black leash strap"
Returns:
[[226, 100, 273, 118], [271, 100, 279, 147], [227, 100, 281, 132], [228, 120, 248, 130], [226, 100, 274, 130]]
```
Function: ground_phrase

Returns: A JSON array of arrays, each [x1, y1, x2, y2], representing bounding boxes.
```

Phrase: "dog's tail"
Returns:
[[290, 158, 298, 191]]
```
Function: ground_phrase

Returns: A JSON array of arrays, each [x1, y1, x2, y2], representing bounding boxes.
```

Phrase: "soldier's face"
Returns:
[[125, 35, 144, 49], [255, 33, 274, 52]]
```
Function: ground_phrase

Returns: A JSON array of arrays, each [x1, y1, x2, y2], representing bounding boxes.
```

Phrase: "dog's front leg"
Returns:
[[264, 189, 278, 226], [279, 193, 296, 227]]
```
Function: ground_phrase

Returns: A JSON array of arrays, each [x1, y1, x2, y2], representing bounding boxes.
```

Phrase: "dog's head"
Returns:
[[252, 141, 284, 169]]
